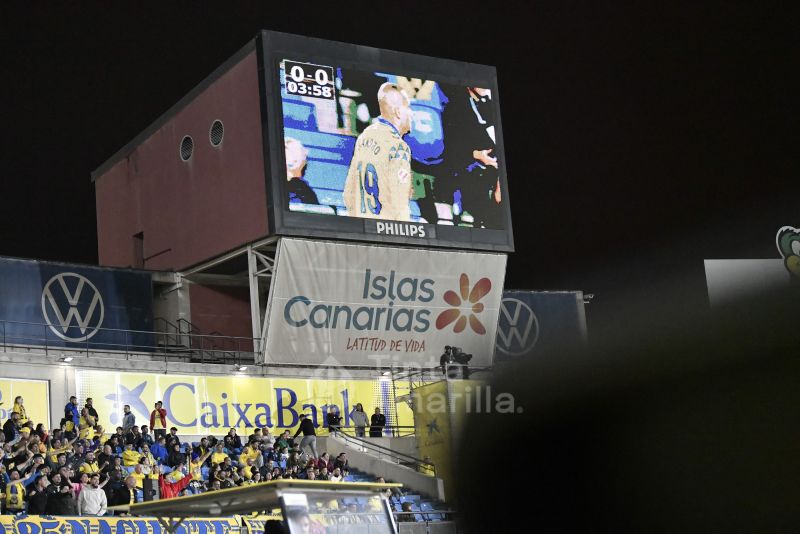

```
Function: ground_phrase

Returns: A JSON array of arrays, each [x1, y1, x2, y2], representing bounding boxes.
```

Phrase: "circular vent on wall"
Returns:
[[210, 120, 224, 147], [180, 136, 194, 161]]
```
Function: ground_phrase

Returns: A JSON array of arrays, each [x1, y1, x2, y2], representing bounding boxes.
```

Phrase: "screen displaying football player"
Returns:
[[278, 60, 507, 230]]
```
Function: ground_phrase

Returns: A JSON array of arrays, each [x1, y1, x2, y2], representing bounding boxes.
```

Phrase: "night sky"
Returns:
[[1, 4, 796, 328]]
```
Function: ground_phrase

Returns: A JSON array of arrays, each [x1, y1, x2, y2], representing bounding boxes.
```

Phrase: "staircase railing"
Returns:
[[329, 430, 436, 476]]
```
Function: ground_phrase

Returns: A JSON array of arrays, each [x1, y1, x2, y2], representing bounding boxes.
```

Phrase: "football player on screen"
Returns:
[[343, 82, 414, 221]]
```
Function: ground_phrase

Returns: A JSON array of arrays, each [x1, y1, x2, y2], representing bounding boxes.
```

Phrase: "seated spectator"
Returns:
[[3, 412, 21, 443], [261, 428, 275, 448], [104, 435, 123, 455], [128, 463, 146, 490], [329, 467, 343, 482], [239, 442, 260, 467], [166, 427, 181, 449], [333, 453, 349, 473], [167, 443, 185, 468], [151, 436, 168, 464], [94, 444, 115, 469], [34, 423, 48, 443], [249, 428, 263, 445], [103, 456, 125, 478], [122, 444, 141, 466], [274, 430, 292, 450], [126, 426, 144, 449], [227, 428, 243, 451], [140, 425, 154, 447], [140, 444, 156, 466], [211, 443, 228, 465], [196, 437, 211, 459], [80, 451, 102, 475], [189, 449, 212, 485], [397, 502, 415, 522], [316, 452, 332, 471]]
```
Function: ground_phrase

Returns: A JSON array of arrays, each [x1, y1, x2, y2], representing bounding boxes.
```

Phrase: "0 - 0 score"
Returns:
[[283, 60, 335, 100]]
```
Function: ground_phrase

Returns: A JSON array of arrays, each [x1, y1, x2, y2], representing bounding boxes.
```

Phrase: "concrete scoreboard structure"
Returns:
[[93, 31, 513, 367]]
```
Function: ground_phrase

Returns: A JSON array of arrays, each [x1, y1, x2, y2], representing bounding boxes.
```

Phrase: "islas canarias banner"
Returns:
[[76, 370, 411, 435], [263, 238, 507, 367]]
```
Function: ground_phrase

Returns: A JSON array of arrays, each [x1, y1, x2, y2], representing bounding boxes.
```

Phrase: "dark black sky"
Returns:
[[1, 3, 797, 326]]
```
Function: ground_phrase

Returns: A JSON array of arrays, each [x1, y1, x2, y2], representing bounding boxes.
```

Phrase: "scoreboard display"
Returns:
[[258, 31, 514, 252]]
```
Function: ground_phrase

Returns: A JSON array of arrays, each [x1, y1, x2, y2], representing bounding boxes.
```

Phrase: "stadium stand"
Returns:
[[0, 395, 452, 526]]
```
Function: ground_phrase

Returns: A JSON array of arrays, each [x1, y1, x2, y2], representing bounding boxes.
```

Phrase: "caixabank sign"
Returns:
[[263, 238, 507, 366], [0, 256, 154, 350]]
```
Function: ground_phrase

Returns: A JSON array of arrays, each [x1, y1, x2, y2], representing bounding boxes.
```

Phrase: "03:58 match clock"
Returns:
[[282, 60, 335, 100]]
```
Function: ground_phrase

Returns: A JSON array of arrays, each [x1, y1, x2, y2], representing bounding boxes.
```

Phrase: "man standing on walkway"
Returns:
[[292, 414, 318, 459]]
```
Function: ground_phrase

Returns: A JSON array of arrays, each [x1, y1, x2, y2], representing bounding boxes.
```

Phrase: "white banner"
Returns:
[[263, 238, 507, 366]]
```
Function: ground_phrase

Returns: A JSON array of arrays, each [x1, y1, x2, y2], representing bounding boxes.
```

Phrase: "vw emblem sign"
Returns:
[[496, 297, 539, 356], [41, 272, 105, 342]]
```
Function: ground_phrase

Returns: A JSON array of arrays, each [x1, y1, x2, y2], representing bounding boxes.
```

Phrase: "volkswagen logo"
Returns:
[[496, 297, 539, 356], [41, 273, 105, 342]]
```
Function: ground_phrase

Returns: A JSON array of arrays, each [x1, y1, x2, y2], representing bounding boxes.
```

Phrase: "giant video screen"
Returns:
[[259, 32, 514, 251]]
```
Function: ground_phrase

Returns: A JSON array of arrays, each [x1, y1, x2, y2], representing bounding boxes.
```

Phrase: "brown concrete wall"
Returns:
[[189, 284, 253, 350], [95, 49, 268, 271]]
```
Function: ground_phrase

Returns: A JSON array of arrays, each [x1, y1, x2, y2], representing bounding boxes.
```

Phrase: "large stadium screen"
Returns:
[[258, 31, 514, 252]]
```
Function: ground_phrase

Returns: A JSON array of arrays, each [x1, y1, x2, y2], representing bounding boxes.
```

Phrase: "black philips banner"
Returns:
[[0, 257, 154, 351]]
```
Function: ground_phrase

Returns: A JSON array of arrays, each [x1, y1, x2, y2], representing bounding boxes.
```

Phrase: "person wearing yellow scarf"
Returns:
[[12, 397, 28, 426]]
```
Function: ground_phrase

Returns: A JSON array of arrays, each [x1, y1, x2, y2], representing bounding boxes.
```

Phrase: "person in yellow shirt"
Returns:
[[129, 463, 146, 489], [210, 444, 227, 466], [140, 444, 157, 467], [47, 436, 78, 464], [343, 83, 414, 221], [189, 450, 213, 481], [12, 396, 28, 426], [238, 444, 259, 466], [122, 444, 142, 467], [241, 458, 257, 480], [80, 451, 101, 475], [418, 456, 435, 476]]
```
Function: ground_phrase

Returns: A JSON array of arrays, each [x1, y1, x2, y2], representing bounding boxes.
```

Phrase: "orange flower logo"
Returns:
[[435, 274, 492, 334]]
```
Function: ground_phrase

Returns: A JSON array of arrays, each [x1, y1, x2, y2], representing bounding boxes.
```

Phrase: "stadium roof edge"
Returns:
[[90, 37, 258, 183]]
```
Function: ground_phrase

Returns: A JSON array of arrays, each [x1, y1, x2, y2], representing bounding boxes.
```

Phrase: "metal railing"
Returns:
[[333, 425, 417, 439], [0, 318, 258, 366], [329, 430, 436, 476]]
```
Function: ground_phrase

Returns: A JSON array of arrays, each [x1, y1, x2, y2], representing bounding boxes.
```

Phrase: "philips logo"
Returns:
[[41, 272, 105, 342], [371, 221, 431, 238], [496, 297, 539, 356]]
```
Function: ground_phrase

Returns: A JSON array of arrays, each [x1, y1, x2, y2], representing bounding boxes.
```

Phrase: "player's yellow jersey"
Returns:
[[343, 119, 413, 221]]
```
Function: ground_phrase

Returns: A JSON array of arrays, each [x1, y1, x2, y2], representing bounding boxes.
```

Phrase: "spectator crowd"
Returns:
[[1, 394, 397, 516]]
